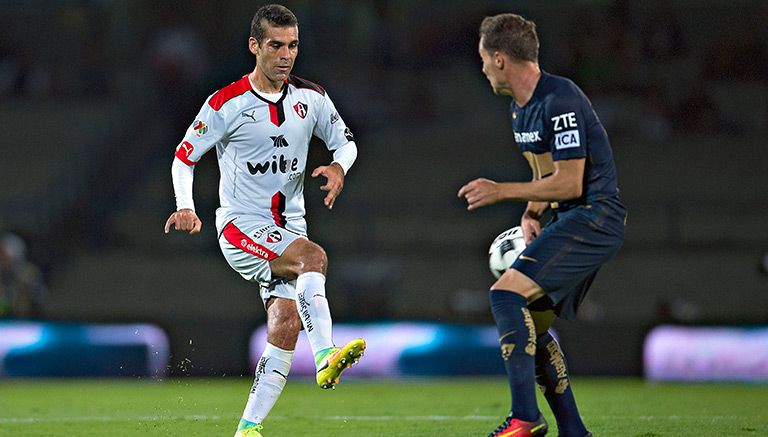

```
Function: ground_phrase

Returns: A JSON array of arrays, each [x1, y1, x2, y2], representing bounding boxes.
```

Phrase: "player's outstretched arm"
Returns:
[[311, 162, 345, 210], [459, 158, 586, 211], [164, 208, 202, 234]]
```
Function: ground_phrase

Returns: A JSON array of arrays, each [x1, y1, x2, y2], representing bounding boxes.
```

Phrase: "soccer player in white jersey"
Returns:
[[163, 5, 365, 437]]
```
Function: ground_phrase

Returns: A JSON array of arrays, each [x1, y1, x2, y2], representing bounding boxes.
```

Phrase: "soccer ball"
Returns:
[[488, 226, 526, 279]]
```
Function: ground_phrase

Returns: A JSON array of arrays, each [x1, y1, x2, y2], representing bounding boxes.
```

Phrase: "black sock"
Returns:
[[535, 330, 588, 436], [489, 289, 539, 422]]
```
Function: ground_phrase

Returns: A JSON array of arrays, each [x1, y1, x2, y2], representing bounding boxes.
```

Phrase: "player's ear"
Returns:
[[248, 37, 260, 56], [494, 51, 505, 70]]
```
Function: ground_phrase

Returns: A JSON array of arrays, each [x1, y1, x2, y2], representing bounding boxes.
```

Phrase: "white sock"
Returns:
[[295, 272, 334, 359], [241, 343, 293, 424]]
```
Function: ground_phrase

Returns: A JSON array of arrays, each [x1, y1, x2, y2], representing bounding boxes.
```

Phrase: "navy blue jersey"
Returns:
[[511, 70, 620, 211]]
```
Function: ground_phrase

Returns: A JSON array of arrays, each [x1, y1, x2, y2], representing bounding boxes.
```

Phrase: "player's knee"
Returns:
[[297, 241, 327, 275], [491, 268, 541, 299]]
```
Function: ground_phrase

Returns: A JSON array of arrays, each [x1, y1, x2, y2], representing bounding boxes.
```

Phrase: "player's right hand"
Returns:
[[164, 209, 202, 235], [520, 211, 541, 245]]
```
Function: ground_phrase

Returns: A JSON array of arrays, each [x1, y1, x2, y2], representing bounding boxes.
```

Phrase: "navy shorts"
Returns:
[[512, 197, 626, 319]]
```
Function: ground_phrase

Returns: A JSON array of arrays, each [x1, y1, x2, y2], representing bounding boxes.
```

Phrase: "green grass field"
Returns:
[[1, 377, 766, 436]]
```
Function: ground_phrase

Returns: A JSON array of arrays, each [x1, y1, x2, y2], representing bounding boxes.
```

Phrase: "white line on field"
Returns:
[[0, 414, 752, 425], [0, 415, 499, 425]]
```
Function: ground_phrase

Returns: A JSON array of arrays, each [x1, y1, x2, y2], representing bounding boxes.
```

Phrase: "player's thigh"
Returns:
[[218, 217, 303, 285], [513, 208, 622, 296]]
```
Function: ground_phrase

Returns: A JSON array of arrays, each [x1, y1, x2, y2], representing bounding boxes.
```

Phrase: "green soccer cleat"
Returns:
[[315, 338, 366, 389], [234, 419, 263, 437]]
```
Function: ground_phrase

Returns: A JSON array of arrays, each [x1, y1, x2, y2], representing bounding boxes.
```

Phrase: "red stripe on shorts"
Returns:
[[222, 222, 279, 261]]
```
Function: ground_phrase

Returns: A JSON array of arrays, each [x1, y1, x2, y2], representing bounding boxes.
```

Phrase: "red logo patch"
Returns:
[[175, 141, 197, 165], [180, 141, 194, 157], [293, 102, 308, 119]]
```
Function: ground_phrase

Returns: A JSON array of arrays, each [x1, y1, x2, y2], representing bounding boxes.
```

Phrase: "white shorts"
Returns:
[[217, 215, 305, 305]]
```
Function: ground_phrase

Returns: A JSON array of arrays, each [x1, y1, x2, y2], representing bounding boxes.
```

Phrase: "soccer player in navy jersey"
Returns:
[[164, 5, 364, 437], [458, 13, 626, 437]]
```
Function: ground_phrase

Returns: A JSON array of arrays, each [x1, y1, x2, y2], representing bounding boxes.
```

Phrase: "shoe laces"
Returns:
[[489, 416, 513, 437]]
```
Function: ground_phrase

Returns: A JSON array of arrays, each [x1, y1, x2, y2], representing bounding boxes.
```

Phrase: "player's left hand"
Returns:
[[458, 178, 501, 210], [311, 162, 345, 209]]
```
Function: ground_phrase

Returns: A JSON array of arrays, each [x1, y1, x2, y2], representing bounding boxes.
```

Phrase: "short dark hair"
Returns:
[[250, 4, 298, 44], [479, 13, 539, 63]]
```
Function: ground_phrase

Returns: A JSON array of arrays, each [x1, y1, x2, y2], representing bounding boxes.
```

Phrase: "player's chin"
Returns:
[[274, 68, 292, 80]]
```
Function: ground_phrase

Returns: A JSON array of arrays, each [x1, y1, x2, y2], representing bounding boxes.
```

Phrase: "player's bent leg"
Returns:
[[270, 239, 366, 389], [271, 239, 335, 357]]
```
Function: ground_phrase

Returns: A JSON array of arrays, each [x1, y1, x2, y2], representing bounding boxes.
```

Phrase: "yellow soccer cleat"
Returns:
[[234, 420, 263, 437], [315, 338, 366, 389]]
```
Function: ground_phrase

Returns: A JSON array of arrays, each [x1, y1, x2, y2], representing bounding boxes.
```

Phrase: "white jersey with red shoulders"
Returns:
[[173, 74, 355, 236]]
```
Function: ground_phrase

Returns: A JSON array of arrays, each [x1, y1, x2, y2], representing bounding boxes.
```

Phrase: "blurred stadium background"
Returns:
[[1, 0, 767, 381]]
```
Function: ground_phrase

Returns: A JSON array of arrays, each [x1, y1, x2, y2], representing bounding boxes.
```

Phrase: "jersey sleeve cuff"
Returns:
[[332, 141, 357, 175]]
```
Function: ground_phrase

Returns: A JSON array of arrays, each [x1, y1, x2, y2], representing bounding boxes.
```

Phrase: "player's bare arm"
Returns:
[[458, 158, 585, 210], [311, 162, 345, 209], [164, 208, 202, 235]]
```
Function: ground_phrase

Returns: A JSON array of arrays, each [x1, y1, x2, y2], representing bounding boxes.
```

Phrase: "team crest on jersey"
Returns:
[[193, 120, 208, 137], [266, 230, 282, 243], [293, 101, 308, 119]]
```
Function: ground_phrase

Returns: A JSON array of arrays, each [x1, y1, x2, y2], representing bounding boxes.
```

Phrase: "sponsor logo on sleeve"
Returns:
[[554, 130, 580, 149], [293, 101, 308, 119], [330, 112, 339, 124], [551, 112, 580, 150], [192, 120, 208, 137], [344, 127, 354, 142], [551, 112, 578, 132]]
